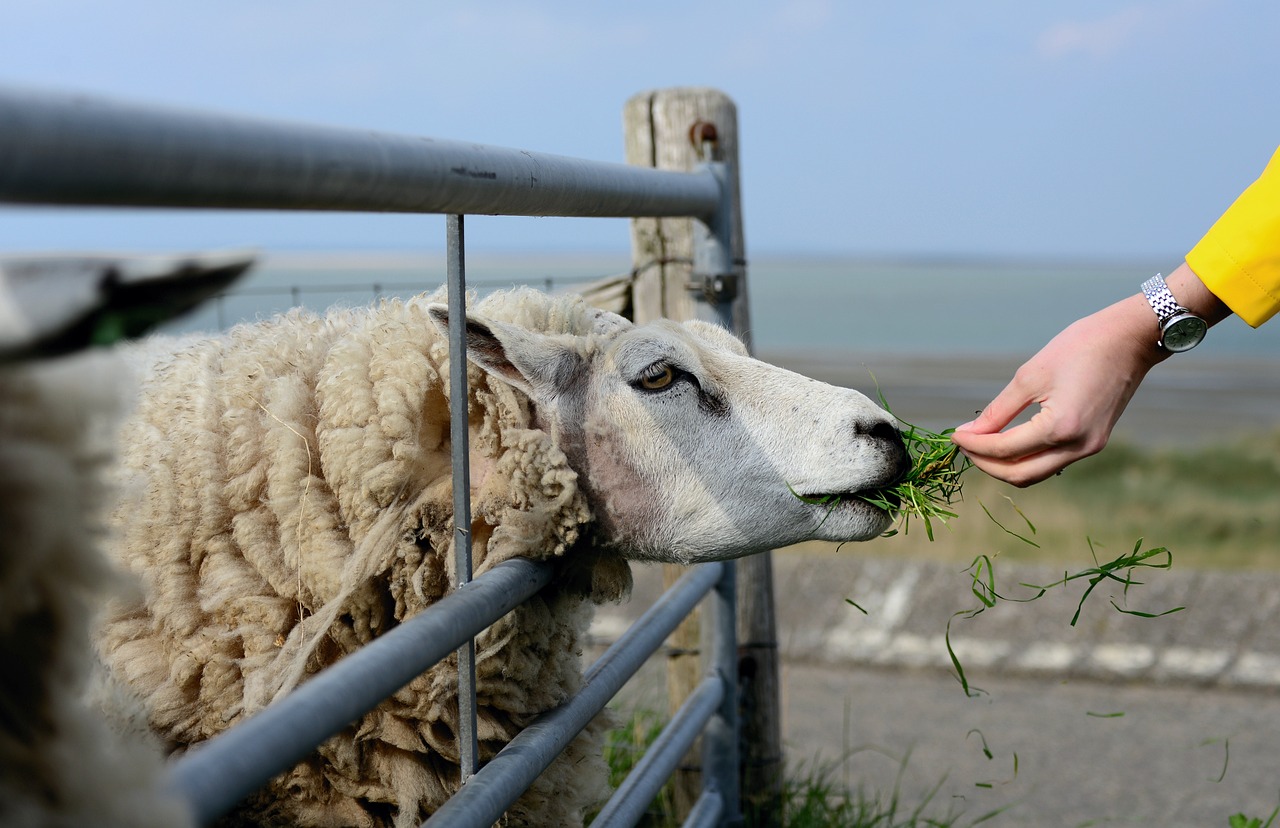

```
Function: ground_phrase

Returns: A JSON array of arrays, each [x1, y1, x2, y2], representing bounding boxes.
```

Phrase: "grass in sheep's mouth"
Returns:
[[790, 416, 968, 541], [859, 418, 968, 541]]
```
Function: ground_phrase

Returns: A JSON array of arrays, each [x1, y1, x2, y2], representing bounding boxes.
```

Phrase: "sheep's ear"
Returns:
[[427, 304, 581, 403], [586, 307, 632, 336]]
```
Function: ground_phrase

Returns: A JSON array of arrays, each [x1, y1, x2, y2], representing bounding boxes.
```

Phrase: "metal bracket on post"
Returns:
[[689, 122, 737, 331], [690, 160, 735, 330]]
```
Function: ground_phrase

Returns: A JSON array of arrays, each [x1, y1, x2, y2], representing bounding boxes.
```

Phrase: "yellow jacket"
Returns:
[[1186, 145, 1280, 327]]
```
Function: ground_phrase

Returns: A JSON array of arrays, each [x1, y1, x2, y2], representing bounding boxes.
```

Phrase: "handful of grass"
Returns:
[[788, 388, 970, 539], [859, 417, 969, 541]]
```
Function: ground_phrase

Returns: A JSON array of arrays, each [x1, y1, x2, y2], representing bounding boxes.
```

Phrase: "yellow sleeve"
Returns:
[[1185, 146, 1280, 327]]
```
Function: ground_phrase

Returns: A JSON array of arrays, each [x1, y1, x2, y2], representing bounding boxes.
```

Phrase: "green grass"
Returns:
[[772, 756, 1002, 828], [594, 708, 677, 825], [594, 709, 1000, 828], [791, 385, 973, 543], [793, 428, 1280, 572], [858, 419, 969, 542]]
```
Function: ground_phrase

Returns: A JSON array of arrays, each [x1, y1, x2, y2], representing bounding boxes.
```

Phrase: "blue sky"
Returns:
[[1, 0, 1277, 260]]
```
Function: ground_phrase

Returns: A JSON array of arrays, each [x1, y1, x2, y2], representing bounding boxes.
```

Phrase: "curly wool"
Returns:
[[97, 288, 633, 827]]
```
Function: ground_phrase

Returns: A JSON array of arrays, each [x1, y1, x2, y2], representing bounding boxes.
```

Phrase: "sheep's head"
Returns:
[[429, 304, 909, 565]]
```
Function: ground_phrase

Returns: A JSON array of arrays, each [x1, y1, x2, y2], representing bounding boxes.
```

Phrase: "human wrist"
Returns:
[[1164, 261, 1231, 325], [1115, 293, 1171, 369]]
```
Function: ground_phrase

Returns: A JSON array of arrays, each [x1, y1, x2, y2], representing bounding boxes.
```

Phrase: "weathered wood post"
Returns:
[[623, 86, 784, 825]]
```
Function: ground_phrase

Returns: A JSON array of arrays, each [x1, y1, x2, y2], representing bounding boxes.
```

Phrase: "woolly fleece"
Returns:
[[0, 353, 191, 828], [97, 288, 634, 827]]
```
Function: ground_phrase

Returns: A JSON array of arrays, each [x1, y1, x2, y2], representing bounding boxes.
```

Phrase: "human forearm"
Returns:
[[950, 263, 1228, 487]]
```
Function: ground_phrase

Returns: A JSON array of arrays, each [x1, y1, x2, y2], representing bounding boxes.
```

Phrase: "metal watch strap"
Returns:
[[1141, 273, 1184, 321]]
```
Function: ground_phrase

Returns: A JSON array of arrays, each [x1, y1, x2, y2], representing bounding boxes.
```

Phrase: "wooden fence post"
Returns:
[[623, 86, 784, 826]]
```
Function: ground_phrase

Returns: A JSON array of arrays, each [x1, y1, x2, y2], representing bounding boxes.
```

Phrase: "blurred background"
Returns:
[[4, 2, 1280, 358]]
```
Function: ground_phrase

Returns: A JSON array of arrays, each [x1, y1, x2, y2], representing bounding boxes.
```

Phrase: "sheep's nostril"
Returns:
[[874, 422, 911, 482], [867, 420, 902, 443], [853, 418, 901, 440], [852, 418, 911, 482]]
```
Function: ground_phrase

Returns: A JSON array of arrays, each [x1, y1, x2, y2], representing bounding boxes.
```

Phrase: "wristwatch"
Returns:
[[1140, 273, 1207, 353]]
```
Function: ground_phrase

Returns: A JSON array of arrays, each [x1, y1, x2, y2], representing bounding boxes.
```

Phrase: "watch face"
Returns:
[[1162, 314, 1207, 352]]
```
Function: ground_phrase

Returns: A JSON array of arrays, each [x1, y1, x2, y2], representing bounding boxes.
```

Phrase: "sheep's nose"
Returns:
[[863, 419, 902, 443], [858, 419, 910, 484]]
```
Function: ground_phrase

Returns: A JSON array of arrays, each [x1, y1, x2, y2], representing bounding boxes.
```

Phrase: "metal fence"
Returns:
[[0, 86, 743, 826]]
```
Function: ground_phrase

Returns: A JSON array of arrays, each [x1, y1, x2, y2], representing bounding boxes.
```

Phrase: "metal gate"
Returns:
[[0, 86, 745, 827]]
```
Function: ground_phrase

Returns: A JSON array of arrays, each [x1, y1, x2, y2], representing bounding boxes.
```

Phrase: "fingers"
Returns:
[[951, 419, 1065, 486], [954, 435, 1077, 487], [952, 416, 1057, 463]]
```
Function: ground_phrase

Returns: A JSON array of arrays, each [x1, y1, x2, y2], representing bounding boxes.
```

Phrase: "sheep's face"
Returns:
[[430, 306, 909, 565]]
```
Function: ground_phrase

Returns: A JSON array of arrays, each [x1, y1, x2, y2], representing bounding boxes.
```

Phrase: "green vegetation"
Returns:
[[594, 708, 1000, 827], [859, 419, 969, 542], [835, 429, 1280, 572], [595, 708, 677, 825], [791, 385, 972, 542], [773, 756, 1002, 828], [943, 540, 1186, 696], [1231, 810, 1279, 828]]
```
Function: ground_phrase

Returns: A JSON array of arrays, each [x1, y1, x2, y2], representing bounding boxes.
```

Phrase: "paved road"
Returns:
[[606, 653, 1280, 828], [595, 553, 1280, 827], [780, 662, 1280, 828]]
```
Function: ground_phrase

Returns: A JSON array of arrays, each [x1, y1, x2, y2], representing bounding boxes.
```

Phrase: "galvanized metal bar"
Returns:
[[682, 790, 726, 828], [0, 86, 721, 218], [165, 556, 553, 827], [591, 675, 724, 828], [446, 213, 480, 782], [422, 562, 724, 828], [703, 559, 742, 826], [690, 160, 736, 330]]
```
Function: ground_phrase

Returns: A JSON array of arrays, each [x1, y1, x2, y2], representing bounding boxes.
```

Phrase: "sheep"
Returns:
[[95, 286, 909, 827], [0, 352, 191, 828]]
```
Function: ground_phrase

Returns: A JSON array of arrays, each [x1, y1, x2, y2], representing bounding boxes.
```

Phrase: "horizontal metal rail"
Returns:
[[591, 674, 724, 827], [164, 556, 554, 826], [1, 85, 745, 826], [422, 561, 725, 828], [0, 87, 721, 219]]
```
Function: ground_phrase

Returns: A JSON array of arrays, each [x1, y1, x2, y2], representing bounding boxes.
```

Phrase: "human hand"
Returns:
[[951, 295, 1165, 486]]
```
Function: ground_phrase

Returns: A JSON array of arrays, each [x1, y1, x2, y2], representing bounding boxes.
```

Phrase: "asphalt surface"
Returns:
[[592, 553, 1280, 827]]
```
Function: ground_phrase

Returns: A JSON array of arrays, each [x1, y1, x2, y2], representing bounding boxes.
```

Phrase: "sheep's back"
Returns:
[[99, 289, 623, 827]]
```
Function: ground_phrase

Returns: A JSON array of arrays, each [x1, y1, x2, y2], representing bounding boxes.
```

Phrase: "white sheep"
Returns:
[[0, 353, 191, 828], [96, 286, 908, 827]]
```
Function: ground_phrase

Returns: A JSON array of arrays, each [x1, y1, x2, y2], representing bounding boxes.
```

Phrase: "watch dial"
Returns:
[[1163, 316, 1207, 352]]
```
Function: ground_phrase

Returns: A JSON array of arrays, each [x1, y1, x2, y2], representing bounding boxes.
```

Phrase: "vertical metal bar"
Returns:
[[446, 213, 480, 781], [691, 159, 735, 331], [703, 559, 741, 825]]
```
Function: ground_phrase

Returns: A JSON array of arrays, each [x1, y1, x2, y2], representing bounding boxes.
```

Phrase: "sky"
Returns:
[[0, 0, 1277, 261]]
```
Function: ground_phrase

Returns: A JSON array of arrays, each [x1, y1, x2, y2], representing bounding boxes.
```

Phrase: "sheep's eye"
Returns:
[[637, 364, 676, 391]]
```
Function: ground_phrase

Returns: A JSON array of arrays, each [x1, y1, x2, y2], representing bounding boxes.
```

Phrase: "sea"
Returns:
[[155, 249, 1280, 446], [163, 250, 1280, 360]]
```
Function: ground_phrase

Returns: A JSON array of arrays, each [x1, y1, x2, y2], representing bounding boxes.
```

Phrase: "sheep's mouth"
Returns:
[[798, 487, 900, 515], [856, 487, 900, 512]]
